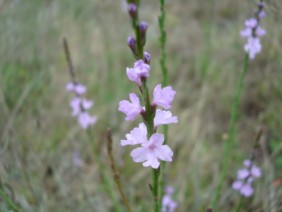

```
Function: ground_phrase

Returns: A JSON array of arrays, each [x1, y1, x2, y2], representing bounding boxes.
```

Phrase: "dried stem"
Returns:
[[106, 129, 132, 212], [63, 37, 76, 81]]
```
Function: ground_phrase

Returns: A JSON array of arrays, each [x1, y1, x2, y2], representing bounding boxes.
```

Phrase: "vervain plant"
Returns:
[[118, 1, 178, 211], [212, 1, 266, 209], [63, 38, 121, 211]]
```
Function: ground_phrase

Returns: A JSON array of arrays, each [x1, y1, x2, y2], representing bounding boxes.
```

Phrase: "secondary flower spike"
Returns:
[[66, 81, 97, 129], [153, 84, 176, 109], [130, 133, 173, 169], [162, 186, 178, 212], [118, 93, 144, 121], [240, 1, 266, 60], [232, 159, 261, 197]]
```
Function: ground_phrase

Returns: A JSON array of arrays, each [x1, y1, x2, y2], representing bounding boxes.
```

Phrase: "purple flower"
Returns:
[[240, 3, 266, 60], [126, 60, 150, 85], [232, 160, 261, 197], [66, 82, 86, 95], [240, 183, 254, 197], [153, 84, 176, 109], [154, 109, 178, 127], [130, 133, 173, 169], [251, 165, 261, 177], [243, 159, 252, 167], [69, 97, 93, 117], [121, 123, 147, 146], [162, 186, 178, 212], [118, 93, 144, 121], [237, 169, 249, 179], [70, 97, 82, 116], [78, 112, 97, 129], [244, 37, 262, 60], [245, 18, 257, 28]]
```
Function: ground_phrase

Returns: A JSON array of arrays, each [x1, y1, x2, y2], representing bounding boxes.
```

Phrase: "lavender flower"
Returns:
[[119, 59, 178, 169], [121, 123, 147, 146], [153, 84, 176, 109], [154, 109, 178, 127], [126, 60, 150, 86], [232, 159, 261, 197], [240, 1, 266, 60], [66, 82, 97, 129], [130, 133, 173, 169], [162, 186, 178, 212], [118, 93, 144, 121]]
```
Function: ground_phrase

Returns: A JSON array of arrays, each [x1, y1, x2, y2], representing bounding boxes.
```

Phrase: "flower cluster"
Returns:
[[232, 159, 261, 197], [240, 1, 266, 60], [162, 186, 178, 212], [118, 59, 177, 169], [66, 82, 97, 129]]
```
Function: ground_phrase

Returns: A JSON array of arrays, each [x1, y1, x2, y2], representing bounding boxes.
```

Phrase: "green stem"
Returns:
[[233, 196, 243, 212], [141, 80, 160, 212], [0, 188, 19, 212], [158, 0, 168, 206], [86, 129, 122, 212], [211, 54, 249, 209], [158, 0, 168, 86]]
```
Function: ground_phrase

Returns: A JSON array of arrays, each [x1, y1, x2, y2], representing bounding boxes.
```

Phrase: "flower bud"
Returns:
[[128, 3, 137, 18], [144, 51, 151, 64], [139, 21, 148, 46], [127, 36, 137, 56]]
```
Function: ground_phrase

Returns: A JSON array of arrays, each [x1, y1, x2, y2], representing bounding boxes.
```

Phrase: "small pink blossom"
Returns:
[[244, 37, 262, 60], [78, 112, 97, 129], [126, 60, 150, 85], [118, 93, 144, 121], [237, 169, 249, 179], [121, 123, 147, 146], [66, 82, 86, 94], [70, 97, 81, 116], [130, 133, 173, 169], [251, 166, 261, 177], [232, 181, 243, 190], [256, 26, 266, 37], [243, 159, 252, 167], [154, 109, 178, 127], [153, 84, 176, 109], [162, 186, 178, 212], [245, 18, 257, 28], [240, 183, 254, 197]]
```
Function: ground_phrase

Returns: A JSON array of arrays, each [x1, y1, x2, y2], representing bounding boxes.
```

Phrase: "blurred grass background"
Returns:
[[0, 0, 282, 211]]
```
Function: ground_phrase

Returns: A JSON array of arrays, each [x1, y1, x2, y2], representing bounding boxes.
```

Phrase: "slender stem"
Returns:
[[158, 0, 168, 86], [141, 80, 159, 212], [106, 129, 132, 212], [0, 188, 19, 212], [158, 0, 169, 206], [63, 37, 76, 81], [86, 129, 122, 212], [211, 53, 249, 208], [233, 196, 243, 212]]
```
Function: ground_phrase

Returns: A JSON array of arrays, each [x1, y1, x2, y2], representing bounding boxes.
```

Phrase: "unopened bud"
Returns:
[[128, 3, 137, 18], [139, 21, 148, 34], [144, 52, 151, 64], [127, 36, 137, 56], [139, 21, 148, 46]]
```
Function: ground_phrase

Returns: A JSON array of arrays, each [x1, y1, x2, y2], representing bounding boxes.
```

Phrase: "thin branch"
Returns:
[[63, 37, 76, 81], [106, 129, 132, 212]]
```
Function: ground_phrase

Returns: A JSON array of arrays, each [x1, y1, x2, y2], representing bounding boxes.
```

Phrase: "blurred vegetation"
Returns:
[[0, 0, 281, 211]]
